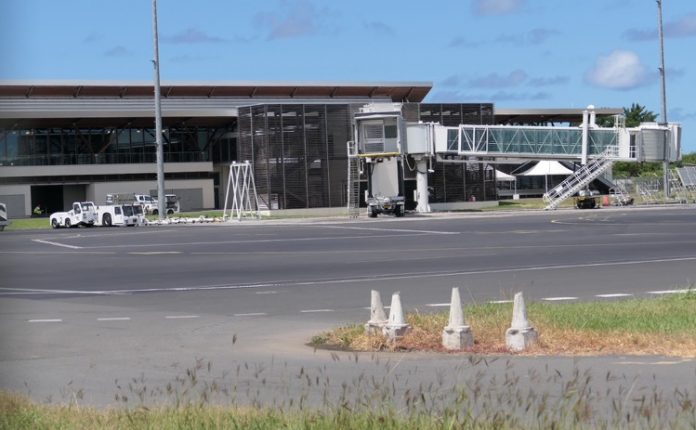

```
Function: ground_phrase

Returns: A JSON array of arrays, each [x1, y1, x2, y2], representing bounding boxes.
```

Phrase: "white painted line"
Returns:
[[234, 312, 267, 317], [87, 233, 437, 249], [255, 290, 278, 295], [647, 289, 693, 295], [0, 287, 114, 295], [129, 251, 182, 255], [300, 309, 335, 313], [541, 297, 578, 301], [97, 317, 131, 321], [318, 225, 460, 235], [596, 293, 633, 298], [489, 300, 513, 304], [28, 319, 62, 323], [425, 303, 450, 307], [32, 239, 82, 249], [165, 315, 199, 319]]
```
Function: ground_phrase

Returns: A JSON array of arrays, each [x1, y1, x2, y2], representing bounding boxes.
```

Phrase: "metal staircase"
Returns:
[[347, 140, 362, 218], [543, 147, 618, 210]]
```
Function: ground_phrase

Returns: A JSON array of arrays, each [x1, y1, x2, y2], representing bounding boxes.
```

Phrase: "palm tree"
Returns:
[[623, 103, 657, 127]]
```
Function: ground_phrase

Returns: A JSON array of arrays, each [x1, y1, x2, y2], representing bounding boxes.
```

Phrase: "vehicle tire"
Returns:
[[103, 214, 112, 227], [152, 209, 158, 215], [395, 205, 404, 217], [51, 218, 59, 229], [367, 206, 377, 218], [167, 209, 174, 215], [64, 218, 71, 228]]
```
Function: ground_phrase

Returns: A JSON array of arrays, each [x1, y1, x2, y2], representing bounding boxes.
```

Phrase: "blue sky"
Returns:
[[2, 0, 694, 153]]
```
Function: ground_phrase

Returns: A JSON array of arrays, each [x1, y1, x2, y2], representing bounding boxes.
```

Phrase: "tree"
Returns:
[[595, 103, 657, 127], [623, 103, 657, 127], [598, 103, 660, 178]]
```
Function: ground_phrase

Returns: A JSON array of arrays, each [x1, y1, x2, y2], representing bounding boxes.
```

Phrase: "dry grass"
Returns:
[[315, 293, 696, 357]]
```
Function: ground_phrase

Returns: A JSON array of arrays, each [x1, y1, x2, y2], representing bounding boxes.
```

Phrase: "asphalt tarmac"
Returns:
[[0, 206, 695, 411]]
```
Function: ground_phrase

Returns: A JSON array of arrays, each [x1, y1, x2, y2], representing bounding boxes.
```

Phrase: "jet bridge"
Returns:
[[347, 104, 682, 215]]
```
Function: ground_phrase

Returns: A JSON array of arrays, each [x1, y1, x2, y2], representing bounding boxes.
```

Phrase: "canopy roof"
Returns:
[[495, 170, 516, 181], [516, 160, 574, 176]]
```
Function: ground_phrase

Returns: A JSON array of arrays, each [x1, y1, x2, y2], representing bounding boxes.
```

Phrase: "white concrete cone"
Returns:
[[505, 292, 538, 352], [442, 287, 473, 350], [365, 290, 388, 334], [383, 292, 410, 340]]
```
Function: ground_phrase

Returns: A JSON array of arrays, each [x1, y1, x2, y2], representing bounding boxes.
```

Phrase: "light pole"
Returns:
[[152, 0, 165, 219], [656, 0, 669, 199]]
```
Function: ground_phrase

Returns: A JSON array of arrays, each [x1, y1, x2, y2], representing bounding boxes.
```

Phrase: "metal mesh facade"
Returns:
[[238, 104, 357, 209], [238, 102, 497, 209], [415, 103, 496, 202]]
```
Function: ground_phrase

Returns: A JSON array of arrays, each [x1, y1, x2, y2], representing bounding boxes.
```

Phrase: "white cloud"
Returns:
[[104, 46, 131, 57], [468, 69, 528, 88], [666, 13, 696, 38], [162, 28, 226, 44], [363, 21, 394, 36], [472, 0, 524, 16], [623, 13, 696, 41], [585, 50, 652, 90], [255, 0, 328, 40]]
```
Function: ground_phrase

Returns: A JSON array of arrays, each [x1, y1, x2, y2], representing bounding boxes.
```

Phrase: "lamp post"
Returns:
[[152, 0, 165, 219], [656, 0, 669, 200]]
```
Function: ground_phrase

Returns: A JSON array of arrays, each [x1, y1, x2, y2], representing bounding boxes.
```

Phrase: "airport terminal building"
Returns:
[[0, 81, 616, 217]]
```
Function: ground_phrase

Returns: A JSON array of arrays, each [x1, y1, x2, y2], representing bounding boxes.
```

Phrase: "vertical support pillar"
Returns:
[[581, 109, 589, 166], [415, 157, 431, 213]]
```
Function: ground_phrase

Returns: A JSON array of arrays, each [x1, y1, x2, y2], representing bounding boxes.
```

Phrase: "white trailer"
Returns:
[[106, 193, 179, 215], [49, 202, 97, 228], [94, 203, 141, 227]]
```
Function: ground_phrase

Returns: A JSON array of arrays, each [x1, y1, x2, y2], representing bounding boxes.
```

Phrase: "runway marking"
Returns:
[[542, 297, 578, 301], [129, 251, 182, 255], [165, 315, 199, 319], [82, 233, 440, 250], [596, 293, 633, 298], [97, 317, 131, 321], [234, 312, 267, 317], [32, 239, 82, 249], [647, 288, 693, 295], [0, 287, 113, 295], [317, 225, 459, 235], [489, 300, 513, 304], [300, 309, 335, 313], [28, 319, 62, 323], [425, 303, 450, 307]]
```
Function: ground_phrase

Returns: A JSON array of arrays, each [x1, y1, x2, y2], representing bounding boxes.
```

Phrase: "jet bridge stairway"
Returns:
[[543, 147, 618, 210]]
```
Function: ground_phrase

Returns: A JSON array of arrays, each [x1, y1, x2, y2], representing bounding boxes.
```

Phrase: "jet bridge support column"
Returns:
[[414, 156, 431, 213], [581, 108, 589, 165]]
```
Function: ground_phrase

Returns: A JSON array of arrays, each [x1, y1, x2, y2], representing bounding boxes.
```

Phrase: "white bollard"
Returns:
[[505, 292, 538, 352], [365, 290, 388, 335], [383, 292, 410, 340], [442, 287, 474, 350]]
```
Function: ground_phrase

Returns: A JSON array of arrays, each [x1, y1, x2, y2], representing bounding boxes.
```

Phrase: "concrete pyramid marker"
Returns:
[[442, 287, 473, 350], [505, 292, 538, 351], [364, 290, 388, 334], [383, 292, 410, 340]]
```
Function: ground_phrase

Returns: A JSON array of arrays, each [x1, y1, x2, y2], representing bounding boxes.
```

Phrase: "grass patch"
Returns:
[[3, 217, 49, 231], [313, 292, 696, 357]]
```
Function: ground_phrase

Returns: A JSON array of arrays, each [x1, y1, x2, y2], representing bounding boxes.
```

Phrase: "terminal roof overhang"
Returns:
[[0, 81, 622, 129], [0, 80, 432, 101], [0, 80, 432, 128]]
